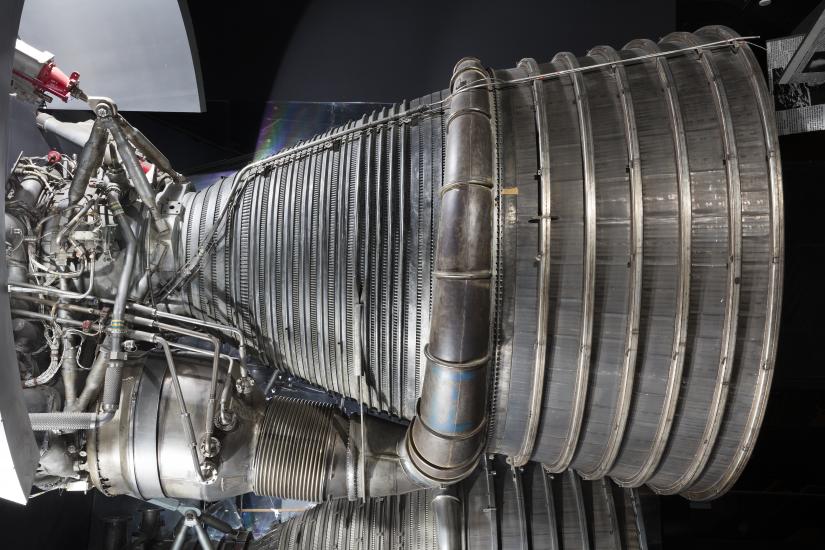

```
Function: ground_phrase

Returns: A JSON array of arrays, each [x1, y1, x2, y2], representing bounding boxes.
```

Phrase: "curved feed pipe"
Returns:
[[405, 57, 495, 485]]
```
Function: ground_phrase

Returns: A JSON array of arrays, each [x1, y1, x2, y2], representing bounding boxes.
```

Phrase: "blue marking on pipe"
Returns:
[[424, 417, 477, 434], [419, 362, 484, 434], [428, 365, 480, 381]]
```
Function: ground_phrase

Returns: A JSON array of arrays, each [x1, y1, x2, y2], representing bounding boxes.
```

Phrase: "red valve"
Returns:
[[12, 39, 83, 104], [12, 63, 79, 103], [46, 150, 61, 164]]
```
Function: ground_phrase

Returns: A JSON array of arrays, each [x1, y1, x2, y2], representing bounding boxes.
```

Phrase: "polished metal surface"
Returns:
[[171, 27, 782, 499], [87, 353, 263, 501], [173, 102, 447, 421], [489, 26, 782, 498], [249, 458, 651, 550], [510, 56, 552, 469], [407, 57, 495, 484], [251, 397, 345, 502]]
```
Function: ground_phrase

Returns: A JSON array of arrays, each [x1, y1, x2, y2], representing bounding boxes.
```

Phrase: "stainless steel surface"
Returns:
[[107, 116, 168, 233], [433, 488, 462, 550], [173, 102, 446, 420], [535, 49, 598, 475], [610, 36, 692, 490], [5, 24, 780, 515], [35, 113, 94, 148], [251, 397, 344, 502], [87, 354, 263, 501], [406, 57, 495, 484], [489, 27, 782, 498], [682, 26, 784, 501], [510, 56, 551, 469], [168, 29, 780, 498], [18, 0, 204, 112], [645, 30, 743, 496], [250, 459, 651, 550]]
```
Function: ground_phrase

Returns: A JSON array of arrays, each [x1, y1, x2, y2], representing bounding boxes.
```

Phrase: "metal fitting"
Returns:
[[214, 410, 237, 432], [235, 376, 255, 395], [199, 436, 221, 459], [199, 461, 218, 485]]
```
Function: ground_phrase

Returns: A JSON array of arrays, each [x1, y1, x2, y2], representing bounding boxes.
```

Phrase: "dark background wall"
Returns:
[[122, 0, 675, 174]]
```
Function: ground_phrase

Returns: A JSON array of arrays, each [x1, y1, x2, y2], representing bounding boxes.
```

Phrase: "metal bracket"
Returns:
[[778, 4, 825, 85]]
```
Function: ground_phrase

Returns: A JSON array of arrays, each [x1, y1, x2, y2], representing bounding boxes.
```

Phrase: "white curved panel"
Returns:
[[18, 0, 203, 112]]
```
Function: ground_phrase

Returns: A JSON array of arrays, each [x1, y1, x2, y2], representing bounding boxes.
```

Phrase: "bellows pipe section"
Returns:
[[170, 26, 782, 499], [253, 397, 427, 500]]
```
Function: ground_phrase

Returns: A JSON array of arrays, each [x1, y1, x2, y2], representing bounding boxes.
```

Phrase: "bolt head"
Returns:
[[199, 460, 219, 484], [199, 435, 222, 458], [214, 410, 238, 432]]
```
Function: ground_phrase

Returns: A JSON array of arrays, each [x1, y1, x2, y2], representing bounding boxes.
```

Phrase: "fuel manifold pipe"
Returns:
[[163, 27, 782, 501], [405, 57, 495, 485]]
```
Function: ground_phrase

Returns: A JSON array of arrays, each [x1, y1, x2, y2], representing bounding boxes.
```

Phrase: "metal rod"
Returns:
[[155, 336, 206, 483], [166, 341, 237, 425], [116, 115, 186, 183], [120, 301, 248, 373], [191, 519, 214, 550]]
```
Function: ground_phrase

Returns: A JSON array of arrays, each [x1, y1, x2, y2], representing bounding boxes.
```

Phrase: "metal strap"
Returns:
[[579, 45, 644, 480], [615, 38, 692, 489], [652, 32, 742, 496], [511, 57, 551, 468], [684, 26, 784, 500], [544, 51, 596, 473], [132, 360, 166, 498]]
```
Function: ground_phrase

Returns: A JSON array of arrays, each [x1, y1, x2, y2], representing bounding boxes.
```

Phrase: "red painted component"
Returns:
[[140, 160, 154, 174], [12, 63, 79, 102], [46, 150, 62, 164]]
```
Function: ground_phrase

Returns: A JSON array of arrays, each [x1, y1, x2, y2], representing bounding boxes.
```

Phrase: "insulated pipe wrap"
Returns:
[[173, 27, 782, 499], [29, 412, 96, 431]]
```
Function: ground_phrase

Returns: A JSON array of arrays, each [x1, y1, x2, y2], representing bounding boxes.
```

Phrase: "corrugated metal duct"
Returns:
[[171, 25, 782, 499]]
